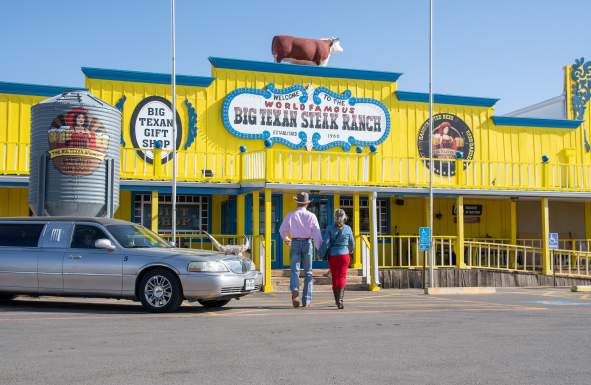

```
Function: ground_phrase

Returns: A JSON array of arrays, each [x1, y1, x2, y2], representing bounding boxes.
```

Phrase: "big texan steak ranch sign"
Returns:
[[222, 84, 390, 151]]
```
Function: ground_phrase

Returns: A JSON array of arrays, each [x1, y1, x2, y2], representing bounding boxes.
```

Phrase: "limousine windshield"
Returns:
[[107, 224, 171, 248]]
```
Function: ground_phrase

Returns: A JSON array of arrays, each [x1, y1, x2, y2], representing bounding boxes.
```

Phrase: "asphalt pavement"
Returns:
[[1, 288, 591, 385]]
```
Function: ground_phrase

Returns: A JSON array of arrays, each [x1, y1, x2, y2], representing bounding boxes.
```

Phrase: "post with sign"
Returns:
[[549, 232, 558, 285], [420, 227, 431, 290], [549, 233, 559, 250]]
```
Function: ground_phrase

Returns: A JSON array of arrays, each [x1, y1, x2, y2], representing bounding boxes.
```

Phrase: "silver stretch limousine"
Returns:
[[0, 217, 262, 312]]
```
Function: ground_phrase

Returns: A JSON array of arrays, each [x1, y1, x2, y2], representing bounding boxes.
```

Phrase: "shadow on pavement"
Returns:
[[0, 298, 217, 315], [0, 298, 298, 315]]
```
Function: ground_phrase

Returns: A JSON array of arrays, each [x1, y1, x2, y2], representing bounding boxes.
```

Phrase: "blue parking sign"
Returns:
[[419, 227, 431, 251], [549, 233, 559, 249]]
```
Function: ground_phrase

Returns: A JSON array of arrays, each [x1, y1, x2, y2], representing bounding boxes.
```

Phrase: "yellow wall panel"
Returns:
[[114, 190, 132, 221], [0, 188, 28, 216], [0, 93, 45, 175], [391, 197, 510, 238]]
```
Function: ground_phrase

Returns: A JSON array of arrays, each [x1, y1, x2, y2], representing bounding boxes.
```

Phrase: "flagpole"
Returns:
[[171, 0, 178, 245], [428, 0, 435, 289]]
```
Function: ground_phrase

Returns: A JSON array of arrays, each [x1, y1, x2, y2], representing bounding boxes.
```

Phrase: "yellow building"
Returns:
[[2, 57, 591, 290]]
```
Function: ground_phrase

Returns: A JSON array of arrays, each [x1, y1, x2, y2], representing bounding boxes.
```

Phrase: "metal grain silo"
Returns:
[[29, 91, 121, 217]]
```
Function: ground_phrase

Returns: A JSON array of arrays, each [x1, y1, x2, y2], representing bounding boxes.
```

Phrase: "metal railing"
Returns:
[[5, 141, 591, 192], [372, 235, 456, 268], [120, 148, 239, 182], [552, 248, 591, 277], [242, 151, 266, 181], [467, 238, 510, 244], [248, 149, 370, 185], [380, 157, 459, 187], [1, 142, 29, 175], [518, 239, 591, 252], [462, 160, 544, 190], [464, 240, 541, 272], [159, 233, 246, 249]]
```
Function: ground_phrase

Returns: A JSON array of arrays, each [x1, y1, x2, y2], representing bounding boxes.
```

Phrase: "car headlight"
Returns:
[[187, 261, 229, 272]]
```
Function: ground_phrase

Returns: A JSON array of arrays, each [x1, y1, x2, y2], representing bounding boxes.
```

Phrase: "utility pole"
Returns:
[[428, 0, 435, 288], [171, 0, 178, 245]]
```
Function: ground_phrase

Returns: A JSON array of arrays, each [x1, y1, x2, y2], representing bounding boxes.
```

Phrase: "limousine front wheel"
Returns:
[[139, 269, 183, 313]]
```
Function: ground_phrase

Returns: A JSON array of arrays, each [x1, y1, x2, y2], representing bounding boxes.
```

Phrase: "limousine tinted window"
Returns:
[[107, 224, 171, 248], [0, 224, 45, 247], [71, 225, 109, 249]]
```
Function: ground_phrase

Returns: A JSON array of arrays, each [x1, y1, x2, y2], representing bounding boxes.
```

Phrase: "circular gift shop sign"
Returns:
[[417, 113, 475, 176], [130, 96, 182, 164]]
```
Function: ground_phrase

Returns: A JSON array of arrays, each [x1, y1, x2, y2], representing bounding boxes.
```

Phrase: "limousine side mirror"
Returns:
[[95, 238, 116, 251]]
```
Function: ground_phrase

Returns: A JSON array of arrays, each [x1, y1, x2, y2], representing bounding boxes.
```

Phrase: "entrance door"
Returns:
[[221, 197, 237, 235], [245, 194, 283, 268], [307, 194, 333, 268], [37, 221, 74, 294]]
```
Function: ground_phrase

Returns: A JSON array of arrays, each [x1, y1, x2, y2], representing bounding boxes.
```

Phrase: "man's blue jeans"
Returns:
[[290, 239, 314, 305]]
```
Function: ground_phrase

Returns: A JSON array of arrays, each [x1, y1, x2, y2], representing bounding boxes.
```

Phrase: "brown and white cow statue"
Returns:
[[272, 35, 343, 66], [203, 231, 251, 259]]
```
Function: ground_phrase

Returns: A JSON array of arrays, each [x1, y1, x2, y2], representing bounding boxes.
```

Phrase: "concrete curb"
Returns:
[[425, 287, 497, 295], [571, 285, 591, 292]]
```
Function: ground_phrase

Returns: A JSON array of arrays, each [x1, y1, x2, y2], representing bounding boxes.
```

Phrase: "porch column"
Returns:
[[263, 188, 273, 292], [236, 194, 245, 237], [541, 198, 553, 275], [510, 199, 518, 268], [151, 191, 159, 234], [585, 201, 591, 240], [369, 191, 381, 291], [352, 192, 362, 268], [252, 191, 260, 270], [455, 196, 466, 268], [333, 192, 340, 210]]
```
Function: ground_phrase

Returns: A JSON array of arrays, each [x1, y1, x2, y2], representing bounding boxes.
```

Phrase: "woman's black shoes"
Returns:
[[332, 288, 345, 309], [332, 288, 340, 307], [337, 288, 345, 309]]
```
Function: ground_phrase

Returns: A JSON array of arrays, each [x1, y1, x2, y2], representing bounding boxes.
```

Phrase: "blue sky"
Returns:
[[2, 0, 590, 113]]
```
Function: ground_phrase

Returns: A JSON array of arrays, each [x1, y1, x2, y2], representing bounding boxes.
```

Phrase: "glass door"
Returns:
[[307, 194, 333, 268]]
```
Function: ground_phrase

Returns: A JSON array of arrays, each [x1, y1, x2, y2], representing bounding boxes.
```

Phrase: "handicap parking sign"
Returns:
[[549, 233, 559, 249], [419, 227, 431, 251]]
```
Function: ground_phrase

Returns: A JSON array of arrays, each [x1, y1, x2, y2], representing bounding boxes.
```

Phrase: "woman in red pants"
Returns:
[[320, 209, 355, 309]]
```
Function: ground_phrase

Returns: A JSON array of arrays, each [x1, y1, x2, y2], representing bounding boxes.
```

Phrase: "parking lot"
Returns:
[[1, 287, 591, 385]]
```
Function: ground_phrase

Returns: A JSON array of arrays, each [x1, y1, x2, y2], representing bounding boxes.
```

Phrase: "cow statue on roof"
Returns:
[[272, 35, 343, 66]]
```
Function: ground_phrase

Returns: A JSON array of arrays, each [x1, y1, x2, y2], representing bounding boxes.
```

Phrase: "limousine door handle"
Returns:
[[68, 255, 82, 260]]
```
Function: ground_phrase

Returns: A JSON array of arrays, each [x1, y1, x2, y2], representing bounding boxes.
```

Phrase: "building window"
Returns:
[[133, 194, 209, 233], [376, 198, 390, 235], [340, 196, 389, 235]]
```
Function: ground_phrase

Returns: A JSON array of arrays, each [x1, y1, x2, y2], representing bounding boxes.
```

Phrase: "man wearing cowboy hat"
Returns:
[[279, 192, 323, 308]]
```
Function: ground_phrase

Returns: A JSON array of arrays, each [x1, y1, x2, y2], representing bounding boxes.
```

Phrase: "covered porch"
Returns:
[[137, 182, 591, 291]]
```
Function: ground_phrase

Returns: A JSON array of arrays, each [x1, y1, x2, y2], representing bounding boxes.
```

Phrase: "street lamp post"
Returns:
[[428, 0, 435, 289], [171, 0, 178, 245]]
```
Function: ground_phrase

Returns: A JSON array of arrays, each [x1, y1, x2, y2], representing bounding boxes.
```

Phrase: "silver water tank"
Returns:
[[29, 91, 121, 217]]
